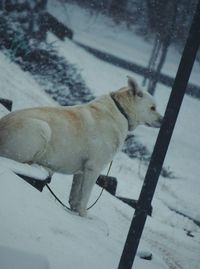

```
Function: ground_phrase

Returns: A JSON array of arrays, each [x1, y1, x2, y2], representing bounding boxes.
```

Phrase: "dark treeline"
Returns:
[[65, 0, 198, 48], [0, 0, 198, 60], [0, 0, 199, 96]]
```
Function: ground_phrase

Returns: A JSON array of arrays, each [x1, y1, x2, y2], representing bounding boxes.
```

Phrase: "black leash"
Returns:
[[46, 183, 71, 210], [46, 161, 113, 211]]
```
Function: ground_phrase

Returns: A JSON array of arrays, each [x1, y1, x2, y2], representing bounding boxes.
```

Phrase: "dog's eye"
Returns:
[[150, 106, 156, 111]]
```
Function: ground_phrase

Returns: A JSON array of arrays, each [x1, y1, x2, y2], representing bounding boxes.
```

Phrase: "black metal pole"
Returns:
[[118, 1, 200, 268]]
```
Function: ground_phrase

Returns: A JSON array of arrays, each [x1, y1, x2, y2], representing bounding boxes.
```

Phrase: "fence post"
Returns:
[[0, 98, 12, 111], [118, 1, 200, 268]]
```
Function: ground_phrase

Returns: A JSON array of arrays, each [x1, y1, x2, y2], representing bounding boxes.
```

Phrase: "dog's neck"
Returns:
[[110, 94, 130, 130]]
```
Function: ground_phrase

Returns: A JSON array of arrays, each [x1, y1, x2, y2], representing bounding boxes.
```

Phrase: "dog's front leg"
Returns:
[[76, 168, 100, 217], [69, 173, 82, 211]]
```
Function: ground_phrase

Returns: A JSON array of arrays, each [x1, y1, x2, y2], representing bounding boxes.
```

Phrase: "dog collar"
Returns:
[[110, 94, 130, 129]]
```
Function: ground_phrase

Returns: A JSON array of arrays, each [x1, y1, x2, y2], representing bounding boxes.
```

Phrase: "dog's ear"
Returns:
[[127, 75, 137, 90], [127, 76, 143, 98]]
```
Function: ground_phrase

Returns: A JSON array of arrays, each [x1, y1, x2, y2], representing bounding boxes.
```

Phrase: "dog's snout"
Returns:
[[155, 115, 163, 128], [150, 115, 163, 128]]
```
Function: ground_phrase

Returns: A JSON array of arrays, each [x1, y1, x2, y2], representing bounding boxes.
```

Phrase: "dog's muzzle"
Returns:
[[145, 116, 163, 128]]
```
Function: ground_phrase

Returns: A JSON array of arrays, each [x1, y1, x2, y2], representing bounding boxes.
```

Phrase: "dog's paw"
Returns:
[[78, 209, 87, 218]]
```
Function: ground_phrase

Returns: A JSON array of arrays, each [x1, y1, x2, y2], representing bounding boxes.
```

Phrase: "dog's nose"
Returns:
[[157, 116, 163, 127], [159, 116, 163, 125]]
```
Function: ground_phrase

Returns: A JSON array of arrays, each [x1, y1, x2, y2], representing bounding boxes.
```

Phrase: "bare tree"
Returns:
[[143, 0, 178, 95], [109, 0, 128, 22]]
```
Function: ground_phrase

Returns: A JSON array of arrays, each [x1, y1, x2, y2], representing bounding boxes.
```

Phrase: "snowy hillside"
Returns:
[[1, 3, 200, 268]]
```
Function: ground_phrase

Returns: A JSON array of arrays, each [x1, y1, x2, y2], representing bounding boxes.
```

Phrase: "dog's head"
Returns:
[[111, 76, 163, 131]]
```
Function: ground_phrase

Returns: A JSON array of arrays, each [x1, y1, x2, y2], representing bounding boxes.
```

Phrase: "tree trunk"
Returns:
[[146, 0, 178, 95], [148, 41, 170, 95], [143, 36, 161, 86], [109, 0, 128, 22]]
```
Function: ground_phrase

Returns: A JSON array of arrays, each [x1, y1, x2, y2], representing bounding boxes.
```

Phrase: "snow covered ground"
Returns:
[[1, 3, 200, 269]]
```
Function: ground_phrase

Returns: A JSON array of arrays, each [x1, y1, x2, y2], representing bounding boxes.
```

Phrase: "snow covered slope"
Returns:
[[0, 53, 56, 112], [0, 10, 200, 268]]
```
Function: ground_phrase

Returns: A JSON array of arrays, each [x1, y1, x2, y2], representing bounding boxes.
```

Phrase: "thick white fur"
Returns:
[[0, 76, 162, 216]]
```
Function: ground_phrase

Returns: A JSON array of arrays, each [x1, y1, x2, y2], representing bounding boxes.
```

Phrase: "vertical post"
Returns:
[[118, 1, 200, 268]]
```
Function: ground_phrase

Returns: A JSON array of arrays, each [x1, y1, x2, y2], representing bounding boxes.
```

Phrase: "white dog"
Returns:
[[0, 76, 163, 216]]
